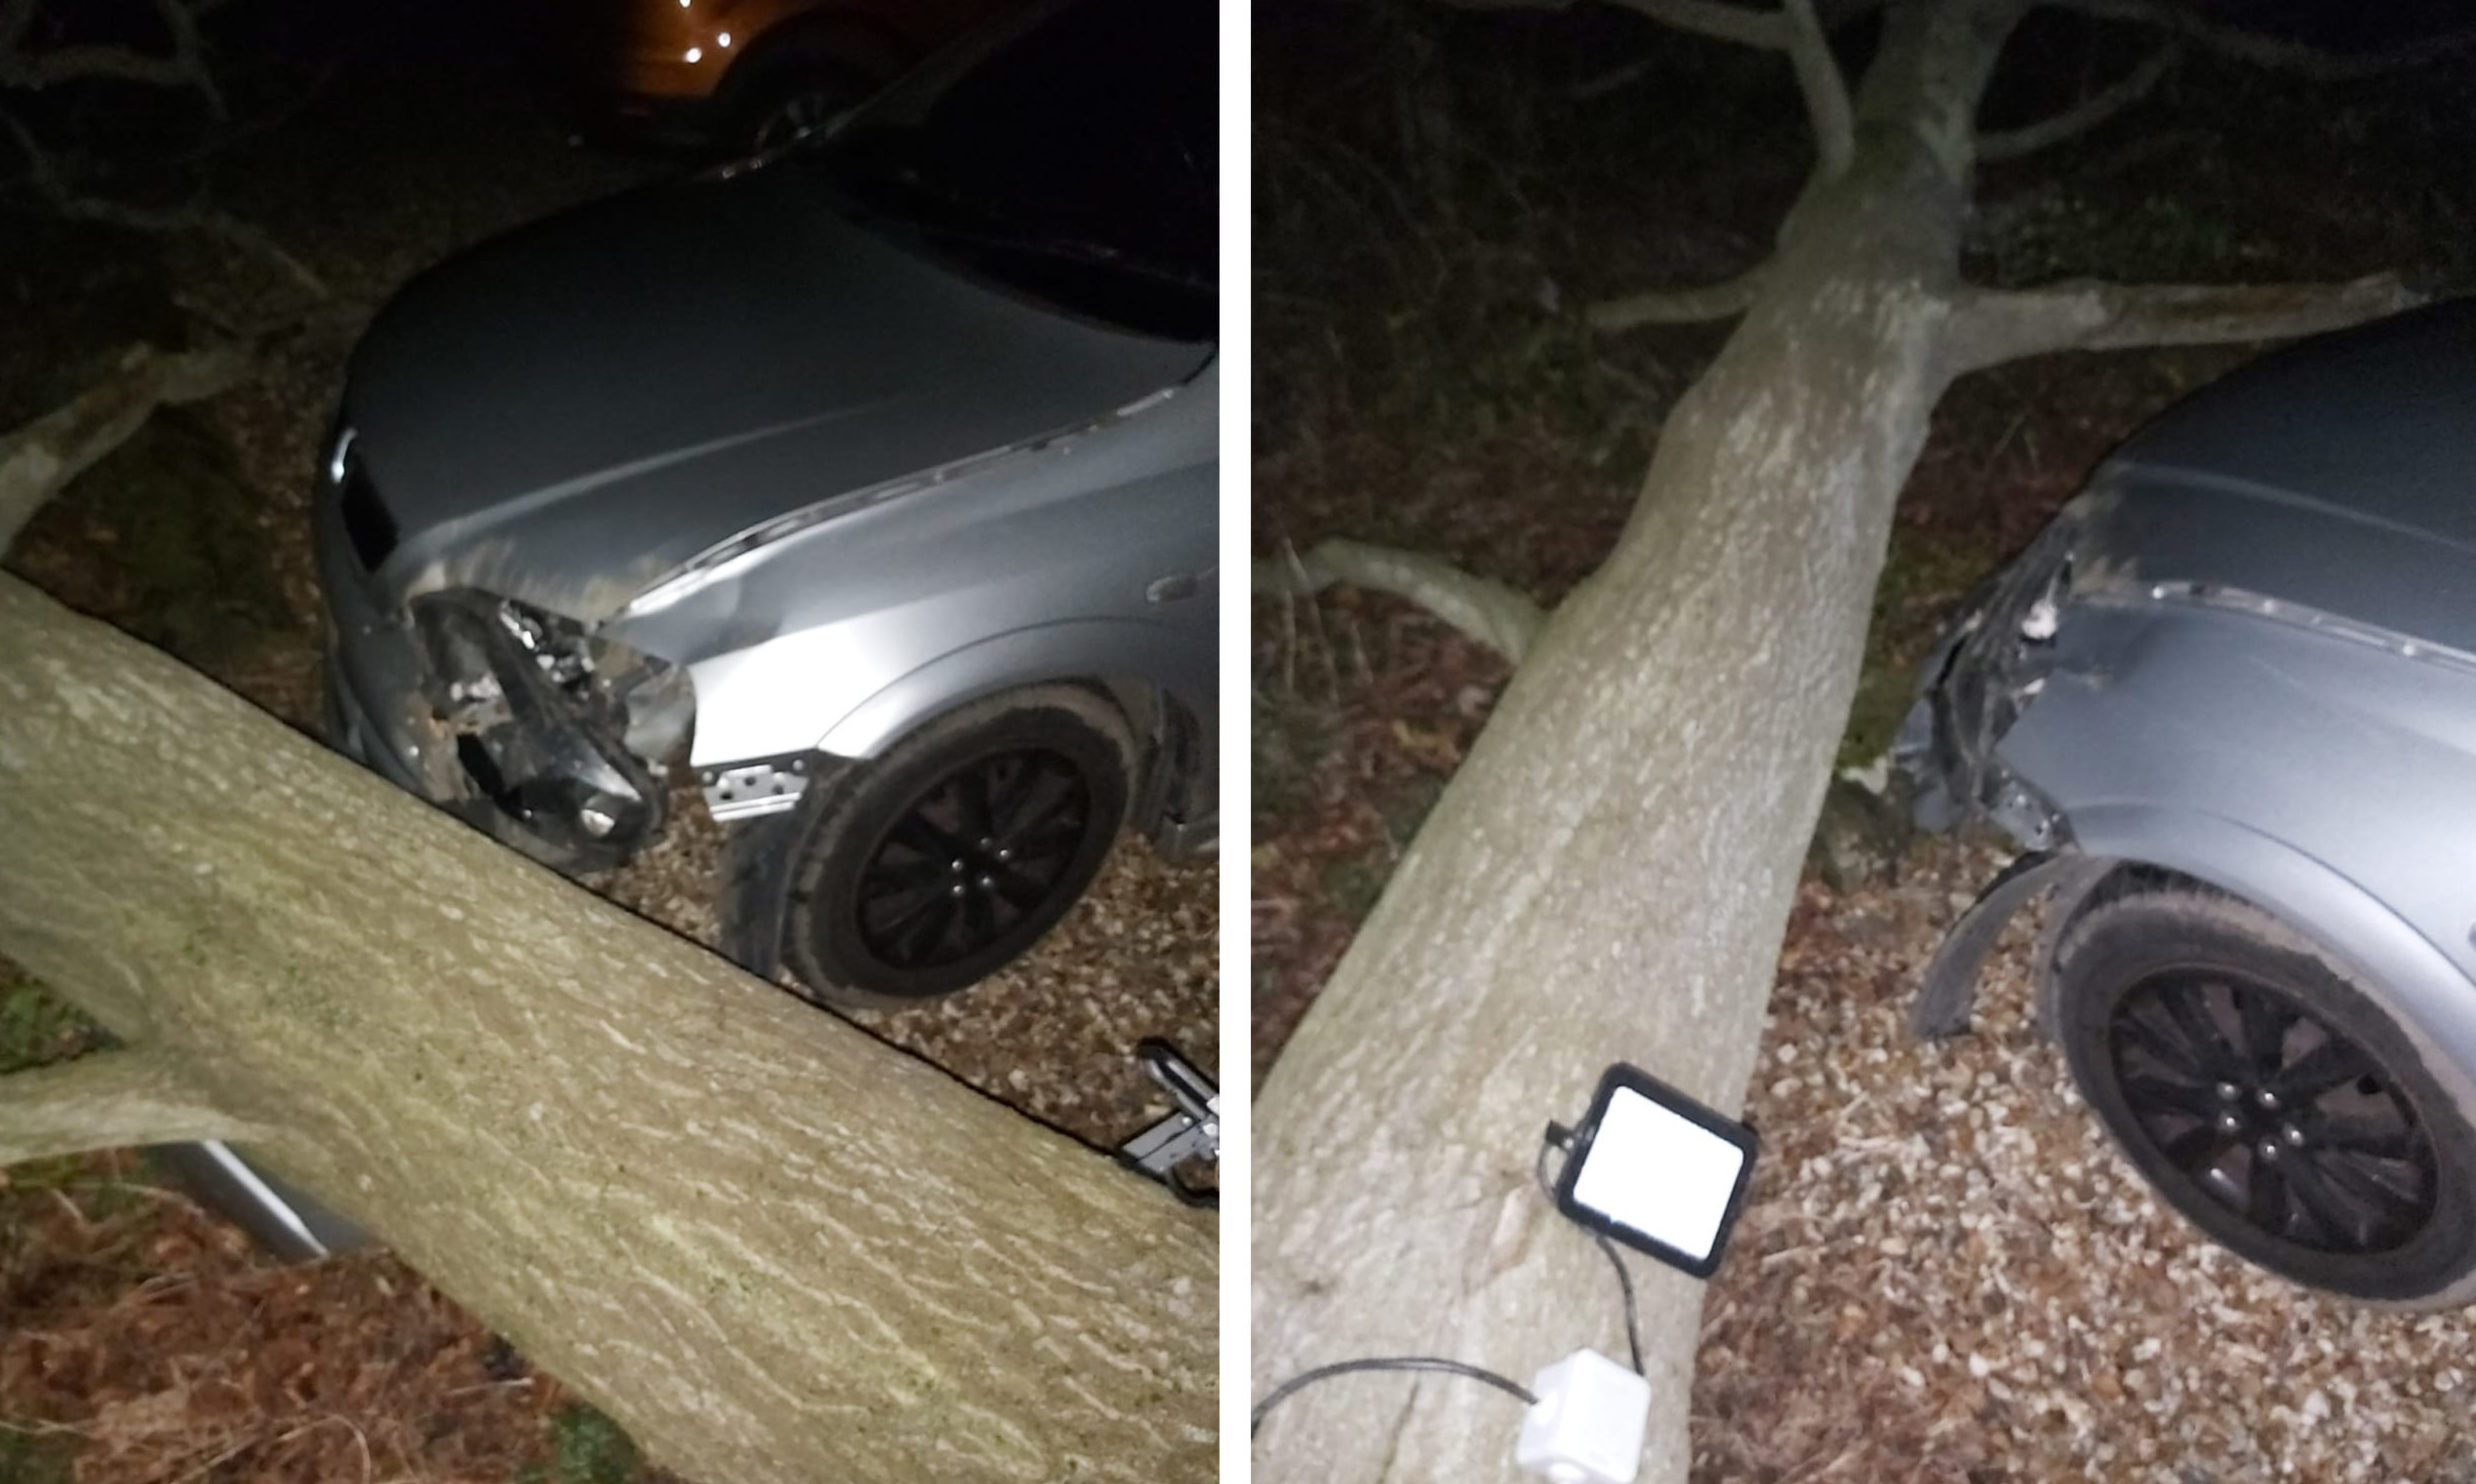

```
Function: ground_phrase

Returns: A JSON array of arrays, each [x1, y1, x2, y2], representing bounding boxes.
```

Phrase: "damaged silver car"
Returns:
[[1901, 300, 2476, 1305], [315, 0, 1216, 1010]]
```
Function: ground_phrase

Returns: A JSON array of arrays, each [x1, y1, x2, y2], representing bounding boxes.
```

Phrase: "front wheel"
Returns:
[[726, 687, 1134, 1010], [2053, 877, 2476, 1306]]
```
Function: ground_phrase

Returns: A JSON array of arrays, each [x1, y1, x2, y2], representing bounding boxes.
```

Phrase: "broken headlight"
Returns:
[[409, 591, 682, 871], [1926, 510, 2082, 820]]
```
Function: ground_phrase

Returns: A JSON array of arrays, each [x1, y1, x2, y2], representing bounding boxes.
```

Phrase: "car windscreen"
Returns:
[[804, 0, 1216, 343]]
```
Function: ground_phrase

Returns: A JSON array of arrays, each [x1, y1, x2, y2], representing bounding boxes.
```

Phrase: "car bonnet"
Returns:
[[338, 165, 1212, 622], [2082, 300, 2476, 655]]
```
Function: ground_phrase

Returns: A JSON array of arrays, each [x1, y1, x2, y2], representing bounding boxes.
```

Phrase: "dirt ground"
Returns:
[[1253, 4, 2476, 1480], [1, 38, 1213, 1484]]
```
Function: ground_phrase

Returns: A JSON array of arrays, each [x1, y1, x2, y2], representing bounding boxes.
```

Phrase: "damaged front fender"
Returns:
[[391, 590, 684, 874]]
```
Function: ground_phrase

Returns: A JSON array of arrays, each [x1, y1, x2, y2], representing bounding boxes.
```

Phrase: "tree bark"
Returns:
[[0, 575, 1215, 1484], [0, 1048, 269, 1162], [1255, 8, 2019, 1480]]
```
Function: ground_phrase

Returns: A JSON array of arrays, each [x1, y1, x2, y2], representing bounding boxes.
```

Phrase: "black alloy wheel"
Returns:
[[729, 686, 1134, 1009], [2105, 970, 2435, 1255], [853, 748, 1095, 972], [2053, 876, 2476, 1305]]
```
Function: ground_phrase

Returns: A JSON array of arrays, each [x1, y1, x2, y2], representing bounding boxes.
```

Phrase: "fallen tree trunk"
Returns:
[[0, 574, 1214, 1484]]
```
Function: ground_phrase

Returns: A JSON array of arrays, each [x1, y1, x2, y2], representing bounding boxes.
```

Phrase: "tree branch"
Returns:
[[3, 112, 327, 298], [1944, 273, 2424, 374], [0, 0, 226, 118], [0, 341, 253, 554], [1978, 43, 2176, 161], [2043, 0, 2476, 80], [1254, 539, 1548, 664], [0, 1048, 264, 1165], [1568, 0, 1881, 96], [1782, 0, 1854, 176], [1588, 263, 1770, 333]]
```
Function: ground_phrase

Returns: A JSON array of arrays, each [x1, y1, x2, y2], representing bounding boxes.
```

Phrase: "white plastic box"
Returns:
[[1514, 1348, 1653, 1484]]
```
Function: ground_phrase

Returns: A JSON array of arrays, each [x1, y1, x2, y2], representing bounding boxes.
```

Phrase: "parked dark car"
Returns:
[[555, 0, 1027, 152], [1902, 300, 2476, 1306]]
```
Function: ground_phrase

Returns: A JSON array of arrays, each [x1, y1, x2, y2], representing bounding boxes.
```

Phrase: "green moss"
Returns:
[[69, 408, 300, 669], [0, 1425, 79, 1484], [1374, 772, 1445, 848], [520, 1404, 645, 1484], [1249, 692, 1340, 835], [0, 961, 103, 1076], [1318, 850, 1394, 926]]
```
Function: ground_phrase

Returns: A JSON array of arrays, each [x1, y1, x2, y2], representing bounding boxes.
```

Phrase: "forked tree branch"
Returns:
[[0, 1048, 264, 1165], [1944, 273, 2424, 374], [1978, 44, 2177, 161], [0, 341, 253, 553], [0, 0, 227, 118], [2042, 0, 2476, 80], [1254, 539, 1548, 664], [1588, 264, 1770, 332], [3, 113, 328, 298]]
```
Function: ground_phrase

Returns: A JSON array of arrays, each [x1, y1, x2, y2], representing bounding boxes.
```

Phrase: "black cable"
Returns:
[[1537, 1124, 1645, 1376], [1593, 1231, 1644, 1376], [1250, 1357, 1537, 1437], [1253, 1126, 1650, 1443]]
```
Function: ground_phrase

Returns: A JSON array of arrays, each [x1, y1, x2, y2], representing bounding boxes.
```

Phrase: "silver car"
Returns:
[[173, 0, 1212, 1263], [1902, 300, 2476, 1305], [316, 0, 1216, 1010]]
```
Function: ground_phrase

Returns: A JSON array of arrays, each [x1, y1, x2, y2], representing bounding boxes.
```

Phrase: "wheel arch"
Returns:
[[802, 621, 1208, 839], [815, 621, 1204, 758], [2058, 803, 2476, 1123]]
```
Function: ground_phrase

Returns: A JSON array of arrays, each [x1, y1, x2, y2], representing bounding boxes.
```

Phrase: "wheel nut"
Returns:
[[996, 847, 1012, 861], [2218, 1113, 2243, 1133], [2258, 1140, 2282, 1162], [2255, 1089, 2281, 1110], [949, 884, 966, 898], [976, 874, 995, 889], [2283, 1124, 2306, 1147], [2216, 1082, 2241, 1102], [950, 859, 967, 872]]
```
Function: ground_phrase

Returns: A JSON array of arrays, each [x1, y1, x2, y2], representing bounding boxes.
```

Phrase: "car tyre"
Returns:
[[730, 686, 1134, 1011], [2053, 874, 2476, 1306]]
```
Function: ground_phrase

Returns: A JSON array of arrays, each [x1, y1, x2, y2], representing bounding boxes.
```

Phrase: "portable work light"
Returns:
[[1552, 1064, 1758, 1279]]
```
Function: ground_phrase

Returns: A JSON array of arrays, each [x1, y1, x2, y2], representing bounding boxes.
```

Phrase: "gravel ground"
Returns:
[[1255, 598, 2476, 1484], [598, 786, 1218, 1146], [1700, 840, 2476, 1484]]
